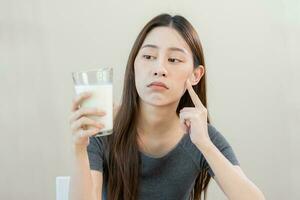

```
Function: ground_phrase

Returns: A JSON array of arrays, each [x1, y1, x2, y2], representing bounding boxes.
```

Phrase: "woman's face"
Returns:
[[134, 26, 200, 107]]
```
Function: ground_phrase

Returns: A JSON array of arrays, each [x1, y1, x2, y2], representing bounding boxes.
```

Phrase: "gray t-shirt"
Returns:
[[87, 124, 240, 200]]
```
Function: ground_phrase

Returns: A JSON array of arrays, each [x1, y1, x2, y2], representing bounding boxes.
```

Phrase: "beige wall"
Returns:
[[0, 0, 299, 199]]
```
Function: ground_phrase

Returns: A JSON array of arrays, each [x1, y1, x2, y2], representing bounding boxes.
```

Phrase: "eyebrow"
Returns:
[[141, 44, 188, 55]]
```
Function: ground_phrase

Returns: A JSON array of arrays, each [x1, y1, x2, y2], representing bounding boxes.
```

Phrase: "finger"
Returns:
[[179, 113, 193, 135], [179, 118, 189, 133], [71, 92, 92, 112], [76, 128, 102, 138], [179, 111, 201, 124], [69, 107, 106, 124], [180, 107, 207, 116], [179, 111, 193, 121], [180, 117, 191, 127], [84, 128, 103, 137], [180, 107, 207, 118], [71, 116, 104, 132], [185, 79, 205, 109], [180, 107, 198, 113]]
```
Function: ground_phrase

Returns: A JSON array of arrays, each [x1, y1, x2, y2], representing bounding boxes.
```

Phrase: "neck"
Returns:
[[136, 100, 182, 139]]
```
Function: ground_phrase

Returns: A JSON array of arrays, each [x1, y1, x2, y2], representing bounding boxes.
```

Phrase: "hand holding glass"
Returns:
[[72, 68, 113, 137]]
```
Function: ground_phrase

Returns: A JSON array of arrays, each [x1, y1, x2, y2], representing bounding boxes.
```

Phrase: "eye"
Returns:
[[142, 55, 156, 60], [168, 58, 182, 63]]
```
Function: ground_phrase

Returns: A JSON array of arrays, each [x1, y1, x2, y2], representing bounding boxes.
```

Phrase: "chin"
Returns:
[[141, 96, 178, 107]]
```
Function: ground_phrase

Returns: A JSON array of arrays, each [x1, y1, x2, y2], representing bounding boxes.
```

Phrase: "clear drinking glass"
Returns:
[[72, 67, 113, 137]]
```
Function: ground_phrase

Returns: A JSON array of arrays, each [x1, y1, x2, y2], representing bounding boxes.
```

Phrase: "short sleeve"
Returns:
[[87, 136, 105, 172], [203, 124, 240, 177]]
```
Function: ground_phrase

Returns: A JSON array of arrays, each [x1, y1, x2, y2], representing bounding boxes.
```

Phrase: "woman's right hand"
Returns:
[[69, 92, 106, 148]]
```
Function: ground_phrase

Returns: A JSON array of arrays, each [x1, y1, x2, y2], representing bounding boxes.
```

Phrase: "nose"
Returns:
[[152, 61, 168, 77], [153, 71, 166, 77]]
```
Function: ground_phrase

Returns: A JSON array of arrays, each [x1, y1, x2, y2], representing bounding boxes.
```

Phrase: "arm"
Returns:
[[182, 79, 265, 200], [198, 143, 265, 200], [68, 92, 107, 200], [69, 146, 103, 200]]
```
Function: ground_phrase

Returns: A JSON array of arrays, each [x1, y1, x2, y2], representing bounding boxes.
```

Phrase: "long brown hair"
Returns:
[[103, 13, 211, 200]]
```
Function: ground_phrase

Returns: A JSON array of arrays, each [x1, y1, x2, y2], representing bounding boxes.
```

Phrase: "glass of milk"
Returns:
[[72, 67, 113, 137]]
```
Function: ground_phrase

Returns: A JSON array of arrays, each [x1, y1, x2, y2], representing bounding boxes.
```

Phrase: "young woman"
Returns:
[[68, 14, 265, 200]]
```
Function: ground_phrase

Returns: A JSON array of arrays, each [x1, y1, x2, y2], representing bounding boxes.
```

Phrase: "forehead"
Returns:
[[141, 27, 192, 54]]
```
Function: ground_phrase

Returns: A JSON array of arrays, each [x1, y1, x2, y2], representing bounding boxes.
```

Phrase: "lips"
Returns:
[[147, 81, 169, 89]]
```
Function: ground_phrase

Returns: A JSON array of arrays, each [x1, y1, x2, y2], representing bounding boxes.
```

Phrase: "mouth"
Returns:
[[147, 81, 169, 89]]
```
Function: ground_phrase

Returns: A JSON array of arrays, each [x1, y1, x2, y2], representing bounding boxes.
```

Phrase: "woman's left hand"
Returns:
[[179, 79, 212, 149]]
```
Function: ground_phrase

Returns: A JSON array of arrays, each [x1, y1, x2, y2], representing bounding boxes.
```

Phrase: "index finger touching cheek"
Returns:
[[185, 79, 205, 110]]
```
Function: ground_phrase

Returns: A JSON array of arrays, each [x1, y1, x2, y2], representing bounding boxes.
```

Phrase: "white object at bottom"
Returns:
[[56, 176, 70, 200]]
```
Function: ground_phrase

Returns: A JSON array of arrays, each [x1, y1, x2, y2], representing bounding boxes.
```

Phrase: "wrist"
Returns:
[[72, 144, 88, 155], [196, 140, 215, 154]]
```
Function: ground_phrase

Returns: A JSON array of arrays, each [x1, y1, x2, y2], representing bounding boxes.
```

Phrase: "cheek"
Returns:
[[174, 71, 190, 86], [134, 70, 143, 90], [134, 69, 146, 97], [134, 58, 147, 77], [171, 69, 192, 95], [134, 60, 143, 83]]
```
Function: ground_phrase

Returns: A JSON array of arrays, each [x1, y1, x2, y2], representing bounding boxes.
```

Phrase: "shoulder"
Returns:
[[207, 123, 220, 139]]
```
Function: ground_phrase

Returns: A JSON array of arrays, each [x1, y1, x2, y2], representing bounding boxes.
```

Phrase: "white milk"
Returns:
[[75, 84, 113, 136]]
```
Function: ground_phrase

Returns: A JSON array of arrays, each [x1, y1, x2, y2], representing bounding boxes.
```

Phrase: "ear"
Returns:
[[189, 65, 205, 86]]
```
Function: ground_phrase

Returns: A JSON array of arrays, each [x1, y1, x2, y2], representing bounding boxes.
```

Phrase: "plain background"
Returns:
[[0, 0, 299, 199]]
